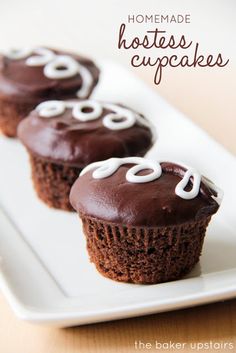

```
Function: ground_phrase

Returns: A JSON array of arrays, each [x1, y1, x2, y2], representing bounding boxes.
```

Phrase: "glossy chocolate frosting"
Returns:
[[0, 48, 99, 102], [70, 162, 219, 226], [17, 104, 153, 167]]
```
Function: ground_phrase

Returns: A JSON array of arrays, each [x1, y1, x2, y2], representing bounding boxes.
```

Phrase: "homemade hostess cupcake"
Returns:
[[70, 157, 222, 284], [0, 47, 99, 137], [18, 101, 155, 211]]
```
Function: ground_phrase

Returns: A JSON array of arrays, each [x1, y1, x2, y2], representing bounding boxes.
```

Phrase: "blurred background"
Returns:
[[0, 0, 235, 153]]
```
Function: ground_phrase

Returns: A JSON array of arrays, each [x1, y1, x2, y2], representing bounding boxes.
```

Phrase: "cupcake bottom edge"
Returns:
[[80, 214, 211, 284]]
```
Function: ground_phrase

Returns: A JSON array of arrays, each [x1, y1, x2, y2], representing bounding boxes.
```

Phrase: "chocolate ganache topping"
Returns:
[[17, 101, 154, 167], [0, 47, 99, 102], [70, 158, 220, 226]]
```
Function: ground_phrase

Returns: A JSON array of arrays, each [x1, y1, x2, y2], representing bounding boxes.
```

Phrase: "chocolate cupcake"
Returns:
[[70, 157, 222, 284], [0, 47, 99, 137], [18, 101, 155, 211]]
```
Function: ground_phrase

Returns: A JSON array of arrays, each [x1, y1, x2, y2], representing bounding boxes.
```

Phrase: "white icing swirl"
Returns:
[[103, 104, 136, 130], [76, 63, 94, 99], [126, 160, 162, 183], [103, 112, 134, 130], [175, 168, 201, 200], [80, 157, 162, 183], [36, 100, 154, 133], [26, 47, 55, 66], [4, 47, 94, 98], [36, 101, 65, 118], [5, 47, 32, 60], [72, 100, 103, 121], [44, 55, 79, 79], [80, 157, 211, 201]]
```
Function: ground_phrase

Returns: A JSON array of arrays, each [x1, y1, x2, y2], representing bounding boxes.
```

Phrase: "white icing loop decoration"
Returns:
[[36, 101, 65, 118], [126, 161, 162, 183], [72, 100, 103, 121], [44, 55, 79, 79], [35, 100, 155, 135], [26, 47, 55, 66], [93, 160, 121, 179], [5, 47, 32, 60], [76, 63, 93, 99], [80, 158, 214, 201], [175, 169, 201, 200], [4, 47, 94, 97], [103, 104, 138, 131], [103, 112, 135, 130], [80, 157, 162, 184]]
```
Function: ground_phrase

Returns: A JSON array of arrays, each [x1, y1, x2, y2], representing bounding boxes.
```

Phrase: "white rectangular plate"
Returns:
[[0, 61, 236, 327]]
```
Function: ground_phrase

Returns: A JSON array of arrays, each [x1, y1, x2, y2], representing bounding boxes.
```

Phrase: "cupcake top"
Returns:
[[0, 47, 99, 102], [18, 100, 155, 167], [70, 157, 221, 226]]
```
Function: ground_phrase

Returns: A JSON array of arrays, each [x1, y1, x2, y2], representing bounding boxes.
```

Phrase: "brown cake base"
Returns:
[[0, 98, 37, 137], [29, 154, 82, 211], [80, 214, 211, 284]]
